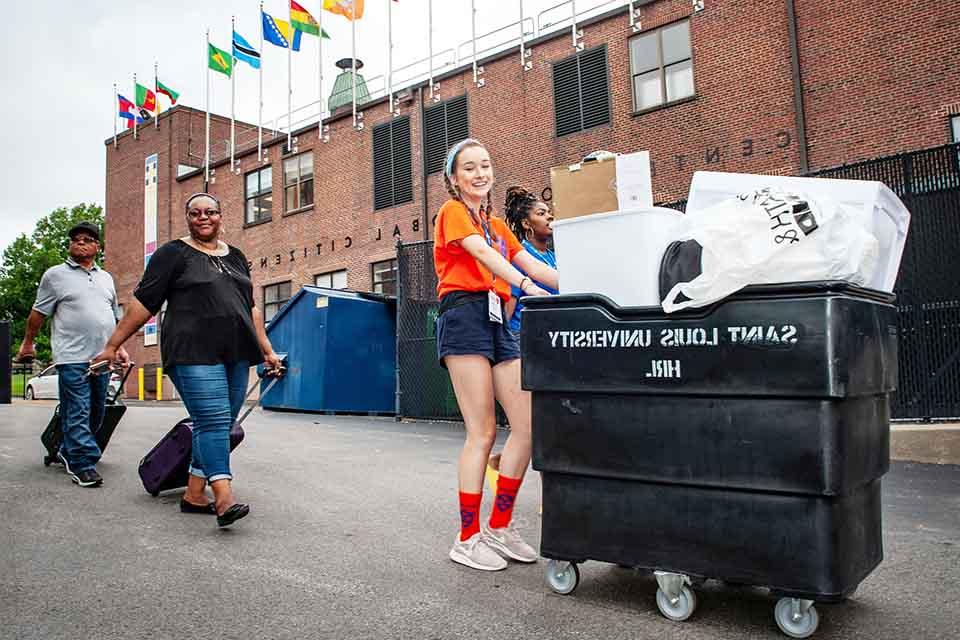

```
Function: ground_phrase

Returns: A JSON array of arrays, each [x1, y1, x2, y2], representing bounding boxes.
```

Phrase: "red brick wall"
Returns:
[[104, 0, 959, 379], [796, 0, 960, 169]]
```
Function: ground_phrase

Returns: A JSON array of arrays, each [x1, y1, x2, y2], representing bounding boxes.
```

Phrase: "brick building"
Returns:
[[104, 0, 960, 382]]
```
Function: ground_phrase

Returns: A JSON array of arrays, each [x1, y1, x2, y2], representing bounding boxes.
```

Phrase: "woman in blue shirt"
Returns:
[[504, 186, 558, 333]]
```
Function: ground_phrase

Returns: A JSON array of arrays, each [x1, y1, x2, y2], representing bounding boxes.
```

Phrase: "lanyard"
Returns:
[[478, 217, 506, 283], [523, 241, 556, 269]]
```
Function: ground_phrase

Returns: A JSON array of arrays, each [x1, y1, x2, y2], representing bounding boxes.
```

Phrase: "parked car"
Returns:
[[25, 365, 123, 401]]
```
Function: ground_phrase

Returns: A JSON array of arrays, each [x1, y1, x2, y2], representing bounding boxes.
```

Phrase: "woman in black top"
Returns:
[[94, 193, 282, 528]]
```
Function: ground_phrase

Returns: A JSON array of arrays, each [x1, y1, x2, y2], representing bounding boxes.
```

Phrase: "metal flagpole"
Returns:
[[519, 0, 531, 71], [113, 83, 118, 148], [154, 62, 159, 128], [351, 1, 357, 129], [428, 0, 435, 100], [133, 72, 138, 139], [258, 1, 264, 162], [205, 29, 211, 186], [318, 1, 324, 119], [287, 1, 293, 151], [471, 0, 479, 86], [230, 15, 236, 171], [387, 0, 394, 115]]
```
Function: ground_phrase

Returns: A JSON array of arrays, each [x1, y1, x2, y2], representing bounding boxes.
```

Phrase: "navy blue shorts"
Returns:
[[436, 297, 520, 368]]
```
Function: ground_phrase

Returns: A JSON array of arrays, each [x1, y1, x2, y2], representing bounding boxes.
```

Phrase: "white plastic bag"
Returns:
[[661, 187, 879, 313]]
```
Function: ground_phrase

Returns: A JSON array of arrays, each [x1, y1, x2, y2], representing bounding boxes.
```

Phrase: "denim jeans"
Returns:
[[57, 363, 109, 473], [168, 362, 248, 483]]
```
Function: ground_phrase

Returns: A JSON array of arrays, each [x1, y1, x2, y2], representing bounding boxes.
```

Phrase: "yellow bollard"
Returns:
[[485, 453, 501, 494], [138, 368, 144, 401], [156, 367, 163, 401]]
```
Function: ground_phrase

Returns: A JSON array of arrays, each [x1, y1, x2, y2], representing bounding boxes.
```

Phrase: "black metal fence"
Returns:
[[397, 143, 960, 422], [811, 143, 960, 420]]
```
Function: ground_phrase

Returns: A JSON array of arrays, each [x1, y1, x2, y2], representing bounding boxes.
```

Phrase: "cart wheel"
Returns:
[[656, 585, 697, 622], [545, 560, 580, 595], [774, 598, 819, 639]]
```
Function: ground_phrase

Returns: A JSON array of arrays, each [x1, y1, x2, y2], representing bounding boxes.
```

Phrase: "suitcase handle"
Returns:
[[109, 362, 136, 405], [236, 354, 288, 425]]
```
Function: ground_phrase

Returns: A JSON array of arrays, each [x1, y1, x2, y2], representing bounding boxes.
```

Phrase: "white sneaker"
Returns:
[[482, 522, 538, 563], [449, 532, 508, 571]]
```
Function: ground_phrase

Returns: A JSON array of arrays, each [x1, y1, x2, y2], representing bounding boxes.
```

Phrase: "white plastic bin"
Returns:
[[686, 171, 911, 292], [553, 207, 686, 307]]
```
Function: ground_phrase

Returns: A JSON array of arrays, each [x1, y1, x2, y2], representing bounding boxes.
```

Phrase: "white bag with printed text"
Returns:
[[661, 187, 879, 313]]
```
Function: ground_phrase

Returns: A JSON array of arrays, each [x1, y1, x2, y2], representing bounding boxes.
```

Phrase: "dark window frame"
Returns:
[[282, 152, 314, 215], [373, 116, 414, 210], [371, 259, 398, 296], [628, 18, 696, 116], [424, 95, 470, 174], [552, 45, 612, 138], [262, 280, 292, 322], [314, 269, 348, 290], [244, 166, 273, 227]]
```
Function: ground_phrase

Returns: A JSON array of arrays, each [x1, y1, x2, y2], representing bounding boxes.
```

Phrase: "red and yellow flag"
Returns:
[[323, 0, 364, 21]]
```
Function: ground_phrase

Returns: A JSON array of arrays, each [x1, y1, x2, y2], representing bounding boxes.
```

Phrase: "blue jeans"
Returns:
[[168, 362, 248, 483], [57, 363, 109, 473]]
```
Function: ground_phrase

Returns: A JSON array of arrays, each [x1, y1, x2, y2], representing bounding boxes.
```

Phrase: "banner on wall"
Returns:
[[143, 154, 159, 346]]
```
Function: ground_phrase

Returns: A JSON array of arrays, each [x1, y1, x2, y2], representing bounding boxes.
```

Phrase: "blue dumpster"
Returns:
[[261, 286, 396, 414]]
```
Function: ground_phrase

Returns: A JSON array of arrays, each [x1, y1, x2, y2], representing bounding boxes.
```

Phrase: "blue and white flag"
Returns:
[[262, 10, 303, 51], [233, 30, 261, 69]]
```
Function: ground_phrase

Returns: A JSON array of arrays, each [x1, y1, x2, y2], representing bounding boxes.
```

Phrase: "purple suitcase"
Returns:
[[137, 369, 284, 496]]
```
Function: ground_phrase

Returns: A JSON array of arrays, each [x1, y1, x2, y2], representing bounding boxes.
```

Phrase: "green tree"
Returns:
[[0, 204, 104, 363]]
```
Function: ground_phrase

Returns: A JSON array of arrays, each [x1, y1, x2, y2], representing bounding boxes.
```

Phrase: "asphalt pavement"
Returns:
[[2, 401, 959, 640]]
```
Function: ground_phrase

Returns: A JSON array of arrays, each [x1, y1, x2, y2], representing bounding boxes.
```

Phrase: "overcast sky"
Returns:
[[0, 0, 623, 253]]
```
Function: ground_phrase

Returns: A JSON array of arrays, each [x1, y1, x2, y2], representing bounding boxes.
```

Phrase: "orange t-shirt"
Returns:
[[434, 199, 523, 302]]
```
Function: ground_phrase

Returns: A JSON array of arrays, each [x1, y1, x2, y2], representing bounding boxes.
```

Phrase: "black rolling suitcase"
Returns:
[[138, 362, 285, 496], [41, 364, 134, 466]]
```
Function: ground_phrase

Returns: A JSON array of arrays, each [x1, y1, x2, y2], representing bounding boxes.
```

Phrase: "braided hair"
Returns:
[[443, 139, 498, 242], [503, 186, 544, 241]]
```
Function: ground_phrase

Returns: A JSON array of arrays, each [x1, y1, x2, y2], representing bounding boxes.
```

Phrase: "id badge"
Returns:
[[488, 290, 503, 324]]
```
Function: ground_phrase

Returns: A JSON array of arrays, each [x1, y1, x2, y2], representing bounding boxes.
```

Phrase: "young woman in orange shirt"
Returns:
[[434, 139, 559, 571]]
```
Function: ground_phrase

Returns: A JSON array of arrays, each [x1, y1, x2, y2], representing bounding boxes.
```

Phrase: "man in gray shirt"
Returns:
[[17, 221, 129, 487]]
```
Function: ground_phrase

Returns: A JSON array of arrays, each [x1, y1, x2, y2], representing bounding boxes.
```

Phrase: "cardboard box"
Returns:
[[549, 151, 652, 220]]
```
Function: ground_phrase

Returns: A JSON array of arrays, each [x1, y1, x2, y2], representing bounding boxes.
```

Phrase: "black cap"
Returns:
[[68, 221, 101, 241]]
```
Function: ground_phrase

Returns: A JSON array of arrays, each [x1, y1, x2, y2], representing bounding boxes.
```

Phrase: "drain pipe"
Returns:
[[418, 85, 430, 240], [786, 0, 809, 174]]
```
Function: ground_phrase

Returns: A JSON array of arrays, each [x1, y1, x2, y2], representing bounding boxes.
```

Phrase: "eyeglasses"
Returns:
[[70, 236, 99, 245], [187, 209, 222, 219]]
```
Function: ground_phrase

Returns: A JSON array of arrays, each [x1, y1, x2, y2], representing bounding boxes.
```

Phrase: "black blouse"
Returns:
[[134, 239, 263, 369]]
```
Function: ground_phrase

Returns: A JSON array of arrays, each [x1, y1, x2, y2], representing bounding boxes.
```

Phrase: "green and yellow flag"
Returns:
[[208, 43, 232, 77]]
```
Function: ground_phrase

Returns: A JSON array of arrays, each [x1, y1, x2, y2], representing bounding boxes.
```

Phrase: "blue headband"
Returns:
[[444, 138, 482, 178]]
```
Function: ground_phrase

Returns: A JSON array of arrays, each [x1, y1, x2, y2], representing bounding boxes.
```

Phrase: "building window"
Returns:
[[373, 116, 414, 210], [315, 269, 348, 290], [283, 153, 314, 213], [245, 166, 272, 224], [424, 95, 469, 174], [951, 115, 960, 143], [263, 281, 292, 322], [630, 20, 695, 113], [553, 46, 611, 137], [371, 259, 397, 296]]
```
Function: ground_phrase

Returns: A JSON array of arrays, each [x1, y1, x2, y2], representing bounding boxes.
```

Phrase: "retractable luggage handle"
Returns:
[[109, 362, 136, 404], [236, 355, 287, 425]]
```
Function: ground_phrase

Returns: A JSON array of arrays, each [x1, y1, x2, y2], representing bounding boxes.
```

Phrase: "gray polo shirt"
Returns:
[[33, 258, 120, 365]]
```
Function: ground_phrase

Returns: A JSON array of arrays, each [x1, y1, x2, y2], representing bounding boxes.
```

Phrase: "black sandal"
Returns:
[[180, 499, 217, 514], [217, 503, 250, 528]]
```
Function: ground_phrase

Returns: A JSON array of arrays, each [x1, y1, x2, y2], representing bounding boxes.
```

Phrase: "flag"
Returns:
[[290, 1, 330, 38], [135, 83, 156, 113], [208, 42, 233, 76], [262, 10, 303, 51], [323, 0, 364, 20], [118, 94, 145, 126], [156, 80, 179, 104], [232, 30, 261, 69]]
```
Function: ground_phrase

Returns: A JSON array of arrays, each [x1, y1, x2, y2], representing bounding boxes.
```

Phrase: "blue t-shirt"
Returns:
[[509, 239, 558, 332]]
